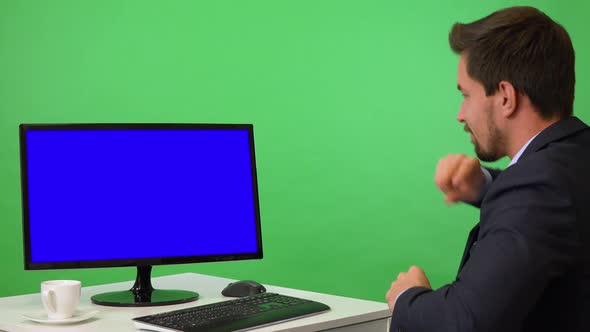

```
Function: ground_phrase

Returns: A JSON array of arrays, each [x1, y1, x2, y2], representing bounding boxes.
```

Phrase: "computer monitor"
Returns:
[[19, 123, 263, 307]]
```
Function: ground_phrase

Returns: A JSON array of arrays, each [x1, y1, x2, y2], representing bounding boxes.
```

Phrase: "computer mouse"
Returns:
[[221, 280, 266, 297]]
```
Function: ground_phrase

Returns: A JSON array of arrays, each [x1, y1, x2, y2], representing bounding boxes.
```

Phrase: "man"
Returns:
[[386, 6, 590, 332]]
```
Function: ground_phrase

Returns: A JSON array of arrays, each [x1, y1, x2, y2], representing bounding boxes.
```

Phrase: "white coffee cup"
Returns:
[[41, 280, 81, 320]]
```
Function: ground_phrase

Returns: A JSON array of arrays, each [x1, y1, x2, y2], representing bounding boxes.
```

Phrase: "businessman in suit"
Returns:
[[386, 6, 590, 331]]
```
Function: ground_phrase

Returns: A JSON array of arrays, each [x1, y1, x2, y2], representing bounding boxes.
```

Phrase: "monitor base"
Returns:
[[91, 289, 199, 307], [90, 265, 199, 307]]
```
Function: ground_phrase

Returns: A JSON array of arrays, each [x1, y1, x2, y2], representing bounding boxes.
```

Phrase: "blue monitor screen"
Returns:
[[20, 124, 262, 269]]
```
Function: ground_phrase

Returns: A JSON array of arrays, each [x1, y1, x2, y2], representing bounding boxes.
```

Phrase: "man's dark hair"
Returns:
[[449, 6, 575, 118]]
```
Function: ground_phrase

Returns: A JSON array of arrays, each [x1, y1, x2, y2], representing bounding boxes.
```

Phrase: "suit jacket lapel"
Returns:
[[458, 223, 480, 273]]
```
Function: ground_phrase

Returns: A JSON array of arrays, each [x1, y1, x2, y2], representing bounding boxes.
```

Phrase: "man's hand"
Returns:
[[434, 154, 485, 204], [386, 266, 432, 313]]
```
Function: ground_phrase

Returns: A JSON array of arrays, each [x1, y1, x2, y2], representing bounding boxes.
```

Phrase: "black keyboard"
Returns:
[[132, 292, 331, 332]]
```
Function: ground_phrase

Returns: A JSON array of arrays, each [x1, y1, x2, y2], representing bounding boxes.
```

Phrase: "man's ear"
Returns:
[[497, 81, 517, 118]]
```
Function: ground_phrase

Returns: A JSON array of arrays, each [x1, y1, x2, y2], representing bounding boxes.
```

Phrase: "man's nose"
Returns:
[[456, 107, 465, 123]]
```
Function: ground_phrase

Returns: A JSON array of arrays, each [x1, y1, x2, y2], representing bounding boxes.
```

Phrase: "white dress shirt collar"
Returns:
[[508, 132, 540, 167]]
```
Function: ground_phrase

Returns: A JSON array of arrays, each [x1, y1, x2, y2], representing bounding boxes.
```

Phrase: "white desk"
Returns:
[[0, 273, 391, 332]]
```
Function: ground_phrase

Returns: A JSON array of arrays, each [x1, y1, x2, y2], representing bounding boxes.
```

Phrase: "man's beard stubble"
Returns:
[[465, 120, 504, 163]]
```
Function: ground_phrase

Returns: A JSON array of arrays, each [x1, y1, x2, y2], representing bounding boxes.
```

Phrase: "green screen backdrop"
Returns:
[[1, 0, 589, 303]]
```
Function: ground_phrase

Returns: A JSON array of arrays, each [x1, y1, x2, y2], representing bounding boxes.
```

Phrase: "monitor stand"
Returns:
[[90, 266, 199, 307]]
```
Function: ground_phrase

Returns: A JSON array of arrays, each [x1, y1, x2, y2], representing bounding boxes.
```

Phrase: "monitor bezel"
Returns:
[[19, 123, 263, 270]]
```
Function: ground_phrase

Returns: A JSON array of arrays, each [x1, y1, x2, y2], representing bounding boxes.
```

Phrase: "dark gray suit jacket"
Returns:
[[391, 116, 590, 332]]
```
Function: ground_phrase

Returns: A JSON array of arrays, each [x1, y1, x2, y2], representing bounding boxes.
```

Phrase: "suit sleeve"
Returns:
[[391, 164, 577, 332]]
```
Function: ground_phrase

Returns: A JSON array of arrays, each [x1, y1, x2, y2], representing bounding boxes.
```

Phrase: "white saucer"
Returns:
[[22, 309, 99, 324]]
